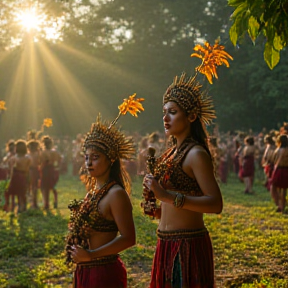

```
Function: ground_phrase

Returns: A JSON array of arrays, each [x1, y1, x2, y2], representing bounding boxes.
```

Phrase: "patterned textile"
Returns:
[[150, 228, 215, 288]]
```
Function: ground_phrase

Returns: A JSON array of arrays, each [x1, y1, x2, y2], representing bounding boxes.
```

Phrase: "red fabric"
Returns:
[[74, 256, 127, 288], [233, 154, 240, 175], [219, 160, 228, 184], [53, 170, 60, 187], [271, 167, 288, 189], [150, 232, 215, 288], [7, 169, 27, 196], [29, 166, 40, 189], [40, 164, 55, 190], [0, 168, 8, 180], [239, 155, 254, 178]]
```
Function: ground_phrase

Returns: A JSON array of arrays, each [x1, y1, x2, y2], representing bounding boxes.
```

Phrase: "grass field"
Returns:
[[0, 172, 288, 288]]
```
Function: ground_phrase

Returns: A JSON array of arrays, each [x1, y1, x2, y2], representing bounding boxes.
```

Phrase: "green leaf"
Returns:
[[228, 0, 246, 7], [264, 42, 280, 69], [248, 16, 260, 43], [273, 33, 283, 51], [229, 22, 239, 46], [231, 2, 248, 19]]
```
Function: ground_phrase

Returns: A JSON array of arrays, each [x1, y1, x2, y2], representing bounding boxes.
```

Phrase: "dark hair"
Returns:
[[264, 135, 274, 145], [110, 159, 131, 194], [42, 135, 53, 149], [190, 117, 211, 157], [27, 140, 40, 152], [245, 136, 254, 146], [15, 140, 27, 156], [6, 140, 15, 153], [278, 134, 288, 148]]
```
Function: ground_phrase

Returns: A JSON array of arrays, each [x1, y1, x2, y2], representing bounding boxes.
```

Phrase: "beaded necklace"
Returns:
[[65, 180, 116, 265]]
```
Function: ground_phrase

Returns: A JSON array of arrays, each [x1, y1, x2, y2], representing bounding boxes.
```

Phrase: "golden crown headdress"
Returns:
[[163, 40, 233, 125], [83, 93, 144, 162]]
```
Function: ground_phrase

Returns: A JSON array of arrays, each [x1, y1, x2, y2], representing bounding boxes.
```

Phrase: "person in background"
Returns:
[[261, 134, 276, 192], [239, 136, 256, 194], [5, 140, 31, 212], [27, 139, 41, 208], [39, 136, 59, 209], [143, 73, 223, 288], [270, 134, 288, 213]]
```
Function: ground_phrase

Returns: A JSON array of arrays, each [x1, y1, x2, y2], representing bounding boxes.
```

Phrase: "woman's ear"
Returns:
[[188, 113, 197, 123]]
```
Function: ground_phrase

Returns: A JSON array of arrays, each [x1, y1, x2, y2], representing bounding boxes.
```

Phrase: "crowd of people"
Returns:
[[1, 91, 288, 288]]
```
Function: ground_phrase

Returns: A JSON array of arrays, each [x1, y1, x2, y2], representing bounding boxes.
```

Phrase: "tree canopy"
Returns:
[[228, 0, 288, 69]]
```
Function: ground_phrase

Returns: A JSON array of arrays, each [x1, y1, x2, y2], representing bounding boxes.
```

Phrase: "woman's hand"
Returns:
[[143, 174, 167, 201], [71, 245, 92, 263]]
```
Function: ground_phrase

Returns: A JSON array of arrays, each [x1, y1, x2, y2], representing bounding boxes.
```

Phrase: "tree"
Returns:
[[228, 0, 288, 69]]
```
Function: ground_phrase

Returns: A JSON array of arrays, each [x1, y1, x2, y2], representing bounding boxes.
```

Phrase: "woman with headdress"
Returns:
[[142, 41, 232, 288], [143, 73, 223, 287], [66, 95, 144, 288], [270, 134, 288, 213]]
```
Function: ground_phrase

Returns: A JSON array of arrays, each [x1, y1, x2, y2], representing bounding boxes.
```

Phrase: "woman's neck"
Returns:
[[175, 133, 192, 149]]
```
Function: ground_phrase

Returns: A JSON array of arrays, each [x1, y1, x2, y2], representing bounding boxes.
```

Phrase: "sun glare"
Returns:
[[15, 8, 46, 32]]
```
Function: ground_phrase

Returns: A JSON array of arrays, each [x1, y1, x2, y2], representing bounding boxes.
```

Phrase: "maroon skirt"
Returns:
[[40, 164, 55, 190], [240, 155, 254, 178], [74, 255, 127, 288], [271, 166, 288, 189], [7, 169, 27, 196], [150, 228, 215, 288]]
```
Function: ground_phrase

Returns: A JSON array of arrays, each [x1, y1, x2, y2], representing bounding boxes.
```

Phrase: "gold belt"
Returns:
[[77, 254, 118, 268], [157, 228, 208, 240]]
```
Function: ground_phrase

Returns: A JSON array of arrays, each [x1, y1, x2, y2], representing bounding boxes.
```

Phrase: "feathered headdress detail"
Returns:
[[83, 94, 144, 162], [163, 40, 233, 125]]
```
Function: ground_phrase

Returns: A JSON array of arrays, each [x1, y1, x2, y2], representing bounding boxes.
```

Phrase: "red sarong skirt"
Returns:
[[7, 169, 27, 196], [271, 166, 288, 189], [73, 255, 127, 288], [150, 228, 215, 288], [239, 155, 254, 178]]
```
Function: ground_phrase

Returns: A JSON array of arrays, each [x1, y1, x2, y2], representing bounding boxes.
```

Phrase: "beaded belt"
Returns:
[[157, 228, 208, 240], [77, 254, 119, 268]]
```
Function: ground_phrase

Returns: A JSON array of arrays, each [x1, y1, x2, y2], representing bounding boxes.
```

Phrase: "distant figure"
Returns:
[[270, 134, 288, 213], [5, 140, 31, 213], [40, 136, 61, 209], [27, 139, 41, 208], [239, 136, 255, 194], [261, 135, 276, 192]]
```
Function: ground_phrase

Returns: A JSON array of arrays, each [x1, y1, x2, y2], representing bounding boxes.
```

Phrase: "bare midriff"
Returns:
[[158, 202, 204, 231]]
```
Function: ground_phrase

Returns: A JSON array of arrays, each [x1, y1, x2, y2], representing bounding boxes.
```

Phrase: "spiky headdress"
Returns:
[[163, 40, 233, 125], [163, 73, 216, 125], [83, 93, 144, 162]]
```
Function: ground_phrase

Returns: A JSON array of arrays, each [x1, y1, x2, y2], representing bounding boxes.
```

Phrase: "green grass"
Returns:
[[0, 172, 288, 288]]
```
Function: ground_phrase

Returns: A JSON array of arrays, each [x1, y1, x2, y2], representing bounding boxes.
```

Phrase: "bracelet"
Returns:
[[173, 193, 185, 208]]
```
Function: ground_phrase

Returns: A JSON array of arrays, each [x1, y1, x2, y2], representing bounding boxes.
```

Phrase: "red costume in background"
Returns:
[[40, 164, 55, 190], [239, 155, 255, 178], [271, 166, 288, 189], [6, 168, 27, 211]]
